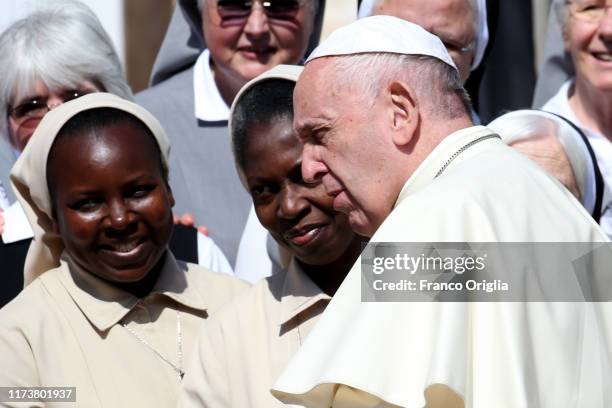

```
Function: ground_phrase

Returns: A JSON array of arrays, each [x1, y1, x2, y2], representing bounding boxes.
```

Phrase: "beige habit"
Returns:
[[180, 64, 330, 408], [0, 93, 248, 407], [179, 259, 330, 407]]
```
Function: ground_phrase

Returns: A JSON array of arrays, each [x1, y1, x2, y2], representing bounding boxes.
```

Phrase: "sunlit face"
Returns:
[[373, 0, 476, 83], [243, 115, 357, 265], [564, 0, 612, 92], [47, 123, 175, 284], [295, 60, 402, 237], [202, 0, 315, 88], [7, 79, 100, 151]]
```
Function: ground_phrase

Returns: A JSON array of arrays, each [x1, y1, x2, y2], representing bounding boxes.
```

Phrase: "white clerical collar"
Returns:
[[193, 49, 230, 122]]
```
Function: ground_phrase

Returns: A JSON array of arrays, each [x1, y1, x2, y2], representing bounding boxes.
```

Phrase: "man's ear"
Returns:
[[388, 80, 419, 147]]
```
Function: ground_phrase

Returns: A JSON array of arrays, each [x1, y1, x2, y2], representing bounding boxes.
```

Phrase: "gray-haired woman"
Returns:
[[541, 0, 612, 239], [0, 0, 132, 154]]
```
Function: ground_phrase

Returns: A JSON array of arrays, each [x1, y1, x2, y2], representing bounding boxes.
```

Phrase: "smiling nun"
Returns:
[[178, 65, 366, 408], [0, 93, 247, 408]]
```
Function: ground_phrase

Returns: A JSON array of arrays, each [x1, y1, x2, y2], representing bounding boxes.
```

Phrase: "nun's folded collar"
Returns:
[[58, 251, 207, 332]]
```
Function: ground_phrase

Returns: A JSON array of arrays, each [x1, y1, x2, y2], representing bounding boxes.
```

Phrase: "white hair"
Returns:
[[0, 0, 132, 144], [330, 53, 471, 119]]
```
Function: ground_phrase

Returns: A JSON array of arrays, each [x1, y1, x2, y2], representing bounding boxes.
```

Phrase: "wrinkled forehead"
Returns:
[[297, 57, 347, 95], [293, 57, 353, 139], [294, 59, 336, 111]]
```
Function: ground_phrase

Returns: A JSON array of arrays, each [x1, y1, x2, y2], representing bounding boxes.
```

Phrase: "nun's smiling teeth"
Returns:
[[102, 238, 144, 254], [593, 52, 612, 62]]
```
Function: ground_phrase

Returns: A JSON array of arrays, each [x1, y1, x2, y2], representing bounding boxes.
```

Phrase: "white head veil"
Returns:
[[488, 109, 604, 221], [10, 93, 170, 285]]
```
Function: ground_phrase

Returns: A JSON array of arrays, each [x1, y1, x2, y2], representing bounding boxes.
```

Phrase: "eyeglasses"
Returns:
[[216, 0, 303, 24], [441, 38, 475, 56], [7, 89, 94, 124], [569, 0, 612, 23]]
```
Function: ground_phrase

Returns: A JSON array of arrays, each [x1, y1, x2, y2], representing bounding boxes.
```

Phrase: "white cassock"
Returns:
[[271, 126, 612, 407]]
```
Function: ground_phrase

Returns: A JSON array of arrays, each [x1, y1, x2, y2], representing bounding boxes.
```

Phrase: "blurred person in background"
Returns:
[[0, 0, 231, 308], [540, 0, 612, 241], [358, 0, 489, 123], [358, 0, 489, 84], [136, 0, 326, 279]]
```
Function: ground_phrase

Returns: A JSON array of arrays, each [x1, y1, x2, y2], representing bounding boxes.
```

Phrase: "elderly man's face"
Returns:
[[373, 0, 476, 83], [202, 0, 315, 86], [295, 59, 404, 237]]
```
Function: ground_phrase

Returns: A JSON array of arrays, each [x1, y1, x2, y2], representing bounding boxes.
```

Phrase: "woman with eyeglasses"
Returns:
[[136, 0, 326, 282], [0, 0, 233, 307], [0, 92, 248, 408], [541, 0, 612, 237]]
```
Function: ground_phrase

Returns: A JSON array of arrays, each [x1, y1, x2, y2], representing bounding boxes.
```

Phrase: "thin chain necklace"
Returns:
[[122, 310, 184, 380], [435, 134, 501, 178]]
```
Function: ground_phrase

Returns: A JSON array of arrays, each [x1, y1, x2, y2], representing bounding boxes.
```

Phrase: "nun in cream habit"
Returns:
[[0, 93, 247, 408]]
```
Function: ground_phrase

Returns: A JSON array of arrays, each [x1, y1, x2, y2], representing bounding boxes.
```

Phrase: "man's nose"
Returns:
[[301, 145, 329, 184], [244, 2, 270, 37]]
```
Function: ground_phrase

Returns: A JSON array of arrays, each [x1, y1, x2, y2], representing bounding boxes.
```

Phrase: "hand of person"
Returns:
[[0, 209, 4, 235], [173, 212, 209, 236]]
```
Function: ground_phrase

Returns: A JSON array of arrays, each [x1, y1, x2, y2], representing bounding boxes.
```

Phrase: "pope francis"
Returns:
[[270, 16, 612, 408]]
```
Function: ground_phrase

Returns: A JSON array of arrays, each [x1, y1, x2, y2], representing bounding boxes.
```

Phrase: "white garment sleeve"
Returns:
[[233, 205, 274, 283], [196, 232, 234, 275]]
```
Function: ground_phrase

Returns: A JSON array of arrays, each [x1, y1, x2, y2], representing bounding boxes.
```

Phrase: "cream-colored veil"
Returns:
[[10, 92, 170, 285]]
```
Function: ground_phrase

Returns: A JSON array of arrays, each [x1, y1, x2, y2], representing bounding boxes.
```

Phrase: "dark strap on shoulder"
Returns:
[[168, 224, 198, 264], [537, 109, 605, 223]]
